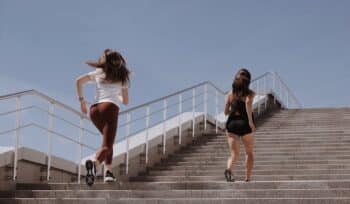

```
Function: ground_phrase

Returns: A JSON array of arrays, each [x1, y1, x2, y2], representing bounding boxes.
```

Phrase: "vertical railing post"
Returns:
[[286, 91, 289, 109], [162, 99, 167, 155], [145, 106, 150, 164], [178, 94, 182, 145], [272, 72, 276, 104], [192, 89, 196, 137], [279, 77, 283, 108], [215, 90, 218, 134], [264, 76, 267, 111], [257, 80, 261, 116], [13, 96, 21, 181], [204, 84, 208, 130], [77, 117, 83, 184], [126, 112, 131, 175], [47, 102, 54, 181]]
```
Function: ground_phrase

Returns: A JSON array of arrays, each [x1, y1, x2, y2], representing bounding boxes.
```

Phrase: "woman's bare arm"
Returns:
[[119, 87, 129, 105], [85, 60, 103, 68], [76, 74, 91, 114], [224, 93, 231, 116], [245, 91, 256, 131]]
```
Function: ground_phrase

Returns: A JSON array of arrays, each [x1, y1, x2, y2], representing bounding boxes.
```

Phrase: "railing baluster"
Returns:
[[286, 91, 289, 109], [145, 106, 150, 164], [126, 113, 131, 174], [192, 89, 196, 137], [215, 90, 218, 134], [279, 78, 283, 108], [13, 96, 21, 181], [162, 99, 167, 155], [178, 94, 182, 145], [272, 72, 276, 104], [204, 84, 207, 130], [47, 102, 54, 181], [257, 80, 260, 115], [264, 76, 267, 111], [78, 118, 83, 184]]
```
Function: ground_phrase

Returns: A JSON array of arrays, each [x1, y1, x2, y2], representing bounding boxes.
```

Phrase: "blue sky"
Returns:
[[1, 0, 349, 109]]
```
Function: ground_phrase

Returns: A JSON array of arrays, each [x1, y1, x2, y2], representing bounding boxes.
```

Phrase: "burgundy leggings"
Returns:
[[90, 102, 119, 165]]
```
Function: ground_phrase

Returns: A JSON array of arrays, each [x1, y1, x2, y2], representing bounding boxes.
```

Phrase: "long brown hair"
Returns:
[[232, 68, 252, 98], [97, 49, 130, 86]]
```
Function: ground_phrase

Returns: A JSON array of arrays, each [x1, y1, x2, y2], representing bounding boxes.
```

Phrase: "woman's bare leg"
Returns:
[[226, 132, 240, 171], [242, 133, 254, 181]]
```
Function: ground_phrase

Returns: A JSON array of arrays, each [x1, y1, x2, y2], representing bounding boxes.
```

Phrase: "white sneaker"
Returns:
[[104, 170, 117, 182]]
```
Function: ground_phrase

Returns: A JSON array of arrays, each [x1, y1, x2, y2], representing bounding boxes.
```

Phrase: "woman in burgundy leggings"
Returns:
[[76, 49, 130, 185]]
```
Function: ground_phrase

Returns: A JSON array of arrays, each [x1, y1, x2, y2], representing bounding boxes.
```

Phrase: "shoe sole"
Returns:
[[104, 177, 117, 182], [85, 160, 95, 186]]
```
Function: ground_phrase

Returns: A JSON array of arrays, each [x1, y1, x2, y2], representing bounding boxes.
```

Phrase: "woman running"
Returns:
[[224, 68, 256, 182], [76, 49, 130, 185]]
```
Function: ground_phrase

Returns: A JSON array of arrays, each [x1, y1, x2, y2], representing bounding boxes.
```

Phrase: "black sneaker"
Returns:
[[224, 169, 234, 182], [104, 170, 117, 182], [85, 160, 96, 186]]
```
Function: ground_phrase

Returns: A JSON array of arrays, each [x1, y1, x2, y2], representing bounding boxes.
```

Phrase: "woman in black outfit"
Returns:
[[224, 68, 256, 182]]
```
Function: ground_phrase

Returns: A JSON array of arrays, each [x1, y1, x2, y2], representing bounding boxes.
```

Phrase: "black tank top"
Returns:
[[230, 99, 248, 120]]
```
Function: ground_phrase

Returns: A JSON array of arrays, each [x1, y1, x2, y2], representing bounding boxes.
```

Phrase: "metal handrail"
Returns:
[[274, 72, 302, 107], [0, 90, 89, 119], [0, 122, 97, 151], [0, 105, 99, 136], [119, 81, 226, 115], [0, 71, 302, 183]]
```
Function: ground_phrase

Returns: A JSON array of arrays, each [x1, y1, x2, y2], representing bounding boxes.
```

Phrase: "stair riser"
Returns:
[[12, 189, 350, 199], [148, 169, 350, 176], [151, 164, 350, 171], [4, 198, 350, 204]]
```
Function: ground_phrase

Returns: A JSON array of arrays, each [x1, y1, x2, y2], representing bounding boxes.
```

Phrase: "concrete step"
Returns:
[[131, 174, 350, 182], [115, 198, 350, 204], [184, 143, 350, 149], [162, 159, 350, 167], [167, 151, 350, 159], [3, 197, 350, 204], [0, 198, 105, 204], [164, 155, 350, 163], [180, 145, 350, 153], [211, 135, 350, 141], [147, 169, 350, 176], [198, 140, 350, 146], [8, 188, 350, 199], [177, 148, 350, 155], [150, 164, 350, 171], [16, 180, 350, 190]]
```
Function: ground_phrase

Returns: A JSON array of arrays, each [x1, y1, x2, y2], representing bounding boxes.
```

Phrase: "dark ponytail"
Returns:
[[232, 68, 252, 98], [103, 49, 130, 86]]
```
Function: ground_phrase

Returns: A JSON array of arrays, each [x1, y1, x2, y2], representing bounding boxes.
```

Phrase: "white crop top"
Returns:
[[88, 69, 126, 107]]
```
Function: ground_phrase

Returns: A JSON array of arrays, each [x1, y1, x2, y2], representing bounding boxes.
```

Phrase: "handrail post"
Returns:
[[126, 113, 131, 174], [204, 84, 207, 130], [192, 89, 196, 137], [162, 99, 167, 155], [272, 72, 276, 104], [264, 76, 267, 111], [215, 90, 218, 134], [47, 102, 54, 181], [178, 94, 182, 145], [279, 77, 283, 108], [13, 96, 21, 181], [77, 118, 83, 184], [286, 92, 289, 109], [145, 106, 150, 164], [257, 80, 260, 116]]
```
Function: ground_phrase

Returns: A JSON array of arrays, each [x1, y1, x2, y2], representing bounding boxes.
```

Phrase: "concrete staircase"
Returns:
[[2, 108, 350, 203]]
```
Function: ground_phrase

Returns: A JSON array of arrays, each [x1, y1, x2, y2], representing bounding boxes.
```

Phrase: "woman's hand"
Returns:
[[80, 100, 87, 114], [249, 121, 256, 132]]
